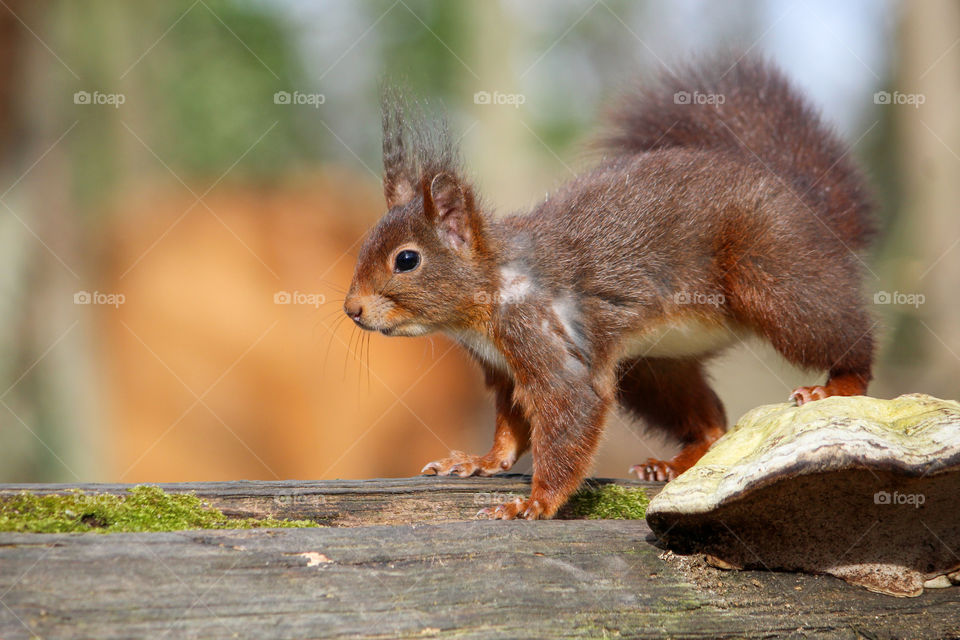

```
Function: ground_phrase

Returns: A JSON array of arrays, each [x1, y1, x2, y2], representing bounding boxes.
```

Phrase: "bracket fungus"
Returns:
[[646, 393, 960, 597]]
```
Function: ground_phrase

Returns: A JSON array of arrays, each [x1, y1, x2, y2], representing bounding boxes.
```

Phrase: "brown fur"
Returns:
[[345, 55, 876, 518]]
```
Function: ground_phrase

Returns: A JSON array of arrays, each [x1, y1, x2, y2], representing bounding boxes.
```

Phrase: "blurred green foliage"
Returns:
[[52, 0, 317, 211], [379, 1, 467, 100]]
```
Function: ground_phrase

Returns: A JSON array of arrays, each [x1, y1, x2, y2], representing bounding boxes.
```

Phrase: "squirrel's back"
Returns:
[[601, 55, 874, 249]]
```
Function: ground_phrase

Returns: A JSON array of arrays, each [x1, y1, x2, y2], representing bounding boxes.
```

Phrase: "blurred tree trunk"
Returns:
[[465, 1, 535, 211], [897, 0, 960, 395], [0, 1, 24, 154], [5, 1, 103, 482], [0, 1, 130, 481], [0, 1, 38, 477]]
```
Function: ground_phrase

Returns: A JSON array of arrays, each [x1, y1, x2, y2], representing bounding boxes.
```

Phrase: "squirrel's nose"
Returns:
[[344, 299, 364, 324]]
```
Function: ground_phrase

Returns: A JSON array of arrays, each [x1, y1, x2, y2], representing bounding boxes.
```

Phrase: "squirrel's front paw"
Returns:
[[420, 450, 511, 477], [476, 497, 545, 520]]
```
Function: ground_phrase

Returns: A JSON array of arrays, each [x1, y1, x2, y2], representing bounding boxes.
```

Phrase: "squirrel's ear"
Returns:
[[425, 172, 473, 251]]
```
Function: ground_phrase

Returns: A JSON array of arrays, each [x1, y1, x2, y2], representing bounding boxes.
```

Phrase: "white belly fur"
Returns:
[[621, 315, 741, 359], [452, 301, 741, 376], [451, 329, 511, 373]]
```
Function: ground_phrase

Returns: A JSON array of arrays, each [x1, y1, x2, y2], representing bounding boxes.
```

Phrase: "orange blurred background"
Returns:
[[1, 1, 958, 483]]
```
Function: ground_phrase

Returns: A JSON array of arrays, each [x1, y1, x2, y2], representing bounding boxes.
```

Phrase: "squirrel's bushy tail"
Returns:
[[601, 55, 875, 248]]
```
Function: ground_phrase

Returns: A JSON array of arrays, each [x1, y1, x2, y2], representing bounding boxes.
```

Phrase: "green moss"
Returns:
[[565, 484, 649, 520], [0, 485, 318, 533]]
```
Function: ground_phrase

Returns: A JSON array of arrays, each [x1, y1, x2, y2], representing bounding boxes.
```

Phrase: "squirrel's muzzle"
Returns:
[[343, 298, 365, 327]]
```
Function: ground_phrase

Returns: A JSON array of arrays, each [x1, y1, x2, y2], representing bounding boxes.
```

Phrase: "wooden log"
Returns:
[[0, 477, 958, 639], [0, 475, 660, 526]]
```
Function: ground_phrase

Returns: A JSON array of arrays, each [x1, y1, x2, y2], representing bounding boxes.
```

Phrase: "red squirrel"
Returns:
[[344, 56, 875, 519]]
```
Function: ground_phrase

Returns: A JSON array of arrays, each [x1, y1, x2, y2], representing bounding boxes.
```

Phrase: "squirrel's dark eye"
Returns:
[[394, 249, 421, 273]]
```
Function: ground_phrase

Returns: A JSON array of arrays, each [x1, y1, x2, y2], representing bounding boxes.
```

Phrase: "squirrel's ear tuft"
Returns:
[[381, 88, 417, 208], [425, 172, 472, 251], [381, 85, 464, 212]]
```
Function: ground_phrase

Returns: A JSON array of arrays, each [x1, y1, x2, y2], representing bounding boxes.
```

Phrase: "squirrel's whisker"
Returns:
[[322, 314, 349, 377]]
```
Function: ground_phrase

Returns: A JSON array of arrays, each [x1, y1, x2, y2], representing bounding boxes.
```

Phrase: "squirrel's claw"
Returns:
[[476, 497, 544, 520], [630, 459, 679, 482], [790, 385, 829, 406], [631, 429, 723, 482], [791, 373, 869, 406], [420, 450, 507, 477]]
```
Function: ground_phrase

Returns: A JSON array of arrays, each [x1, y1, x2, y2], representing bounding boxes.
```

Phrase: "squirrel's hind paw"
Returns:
[[632, 429, 723, 481], [630, 459, 680, 482], [789, 385, 830, 405], [791, 373, 869, 406]]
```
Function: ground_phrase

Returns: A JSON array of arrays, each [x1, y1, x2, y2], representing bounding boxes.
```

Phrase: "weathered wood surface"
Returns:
[[0, 475, 660, 526], [1, 476, 959, 640]]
